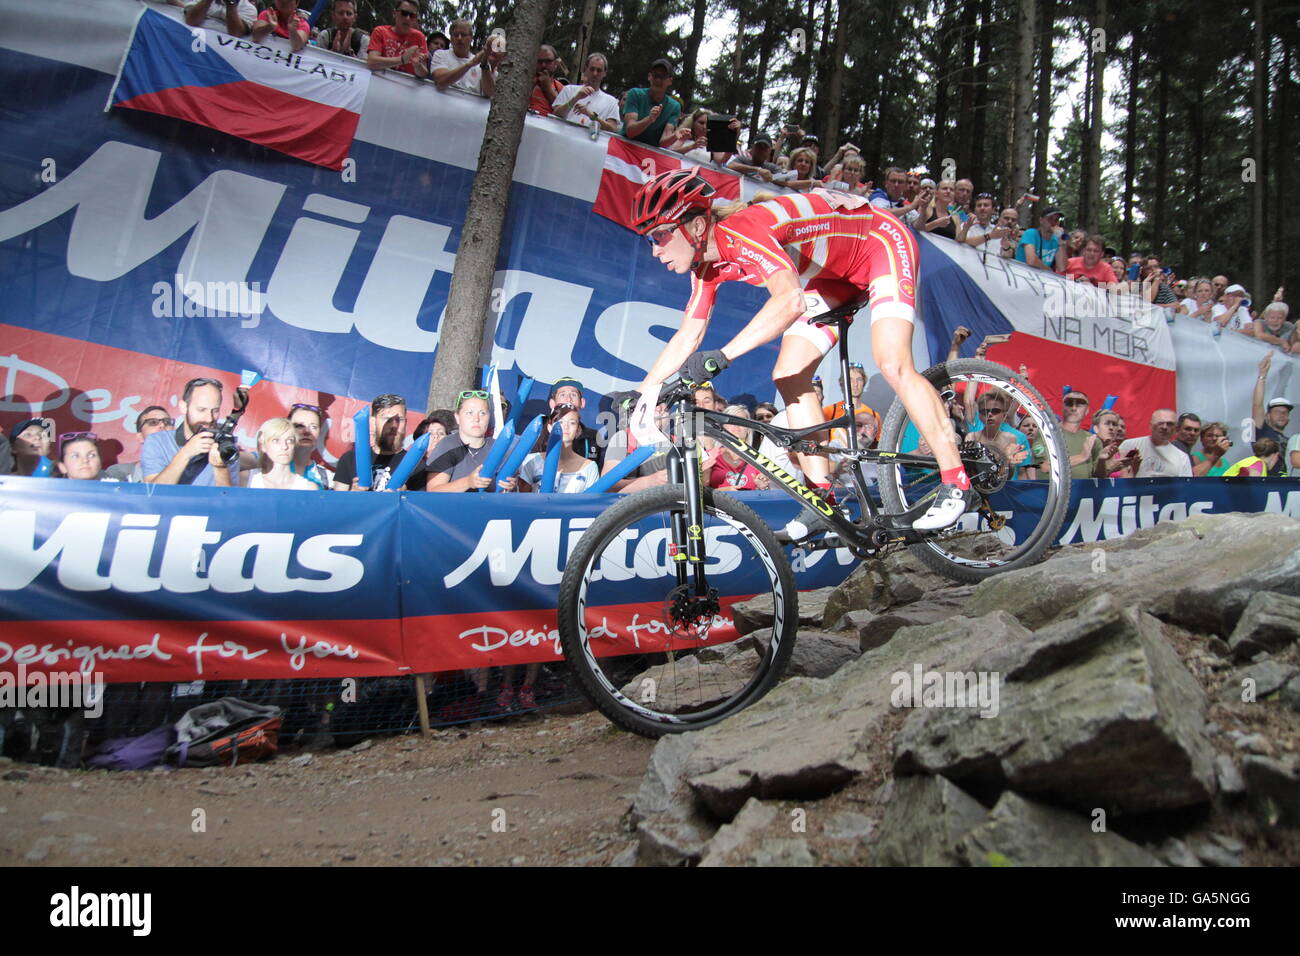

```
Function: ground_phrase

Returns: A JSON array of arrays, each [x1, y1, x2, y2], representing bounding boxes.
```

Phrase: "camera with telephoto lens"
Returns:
[[195, 388, 248, 464]]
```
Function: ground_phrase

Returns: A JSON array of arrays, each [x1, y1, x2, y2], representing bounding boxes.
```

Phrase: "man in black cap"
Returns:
[[1015, 206, 1067, 273], [7, 417, 52, 476], [727, 134, 780, 181], [621, 57, 681, 147]]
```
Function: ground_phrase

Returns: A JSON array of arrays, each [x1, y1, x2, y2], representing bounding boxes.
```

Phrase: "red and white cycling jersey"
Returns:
[[683, 191, 919, 329]]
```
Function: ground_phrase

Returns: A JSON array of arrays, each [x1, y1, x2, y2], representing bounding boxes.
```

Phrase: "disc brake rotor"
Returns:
[[662, 584, 721, 641]]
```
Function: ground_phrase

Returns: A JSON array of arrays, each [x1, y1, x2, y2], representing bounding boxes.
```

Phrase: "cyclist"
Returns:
[[625, 168, 973, 531]]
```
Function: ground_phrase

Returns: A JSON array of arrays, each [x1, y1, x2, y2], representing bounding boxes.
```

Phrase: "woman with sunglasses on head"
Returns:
[[626, 168, 976, 532], [287, 403, 334, 490], [56, 432, 112, 481], [425, 390, 516, 492]]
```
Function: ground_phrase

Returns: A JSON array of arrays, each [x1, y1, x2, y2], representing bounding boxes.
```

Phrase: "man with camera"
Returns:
[[142, 378, 242, 486]]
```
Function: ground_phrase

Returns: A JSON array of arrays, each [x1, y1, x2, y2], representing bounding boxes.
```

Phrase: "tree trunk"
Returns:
[[678, 0, 708, 107], [968, 0, 993, 185], [1185, 79, 1204, 275], [1077, 20, 1092, 225], [426, 0, 554, 412], [954, 0, 979, 176], [1032, 0, 1053, 208], [1274, 36, 1289, 285], [730, 9, 746, 115], [794, 0, 815, 121], [1252, 0, 1265, 300], [749, 6, 777, 137], [931, 0, 960, 173], [822, 0, 848, 152], [574, 0, 597, 83], [1121, 31, 1139, 257], [1084, 0, 1105, 232], [1152, 57, 1169, 258], [1010, 0, 1036, 207]]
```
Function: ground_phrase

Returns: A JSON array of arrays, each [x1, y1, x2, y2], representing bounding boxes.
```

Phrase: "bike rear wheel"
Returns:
[[877, 358, 1071, 583], [557, 485, 798, 738]]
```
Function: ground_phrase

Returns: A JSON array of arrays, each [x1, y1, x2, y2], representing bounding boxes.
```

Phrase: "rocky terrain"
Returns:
[[618, 512, 1300, 866]]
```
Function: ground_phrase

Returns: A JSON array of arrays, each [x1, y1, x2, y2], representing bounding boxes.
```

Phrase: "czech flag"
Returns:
[[916, 235, 1179, 429], [593, 137, 741, 230], [108, 8, 370, 170]]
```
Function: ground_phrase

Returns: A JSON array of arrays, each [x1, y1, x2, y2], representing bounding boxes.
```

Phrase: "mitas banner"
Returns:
[[0, 478, 856, 682]]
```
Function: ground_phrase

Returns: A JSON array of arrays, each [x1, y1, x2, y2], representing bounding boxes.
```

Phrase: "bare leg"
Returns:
[[772, 334, 831, 484], [869, 317, 962, 473]]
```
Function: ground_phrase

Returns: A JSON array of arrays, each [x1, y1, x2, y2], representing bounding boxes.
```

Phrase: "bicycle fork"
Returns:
[[669, 406, 709, 590]]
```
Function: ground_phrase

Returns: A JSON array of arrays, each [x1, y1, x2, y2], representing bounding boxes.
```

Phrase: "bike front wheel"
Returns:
[[557, 485, 798, 738], [877, 357, 1071, 583]]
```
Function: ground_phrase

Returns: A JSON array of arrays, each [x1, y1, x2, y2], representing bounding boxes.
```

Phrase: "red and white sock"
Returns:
[[940, 467, 971, 491]]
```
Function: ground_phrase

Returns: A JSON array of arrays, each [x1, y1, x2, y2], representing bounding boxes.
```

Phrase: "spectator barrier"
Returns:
[[4, 0, 1296, 476]]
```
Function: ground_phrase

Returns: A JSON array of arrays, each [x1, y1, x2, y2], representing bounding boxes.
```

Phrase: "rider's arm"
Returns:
[[716, 269, 806, 361], [637, 315, 711, 393]]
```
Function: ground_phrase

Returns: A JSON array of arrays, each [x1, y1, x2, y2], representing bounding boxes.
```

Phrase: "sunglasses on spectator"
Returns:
[[979, 406, 1006, 416], [848, 362, 865, 371], [59, 431, 98, 451], [975, 192, 994, 200], [396, 8, 418, 17], [139, 416, 173, 428], [1064, 397, 1089, 407], [289, 402, 324, 415], [456, 389, 491, 409]]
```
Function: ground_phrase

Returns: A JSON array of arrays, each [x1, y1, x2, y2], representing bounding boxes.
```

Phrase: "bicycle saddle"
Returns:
[[807, 289, 872, 327]]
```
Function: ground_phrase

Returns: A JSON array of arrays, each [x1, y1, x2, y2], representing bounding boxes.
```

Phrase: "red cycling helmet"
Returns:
[[631, 168, 717, 235]]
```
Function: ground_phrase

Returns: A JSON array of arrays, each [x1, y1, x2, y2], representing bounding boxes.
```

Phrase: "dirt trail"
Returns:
[[1, 712, 655, 867]]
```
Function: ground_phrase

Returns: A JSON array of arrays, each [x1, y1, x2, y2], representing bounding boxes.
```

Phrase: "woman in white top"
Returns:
[[1178, 278, 1215, 321], [248, 417, 318, 490], [517, 404, 599, 493]]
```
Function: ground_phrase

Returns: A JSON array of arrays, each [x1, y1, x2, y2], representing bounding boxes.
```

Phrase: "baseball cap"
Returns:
[[752, 134, 772, 147], [649, 57, 675, 74], [801, 133, 820, 144], [1267, 398, 1294, 411], [1041, 207, 1063, 219], [8, 417, 46, 441], [549, 377, 584, 398], [1224, 284, 1250, 296]]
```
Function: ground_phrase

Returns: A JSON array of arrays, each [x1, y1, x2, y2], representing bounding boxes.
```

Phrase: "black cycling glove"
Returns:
[[680, 349, 730, 387]]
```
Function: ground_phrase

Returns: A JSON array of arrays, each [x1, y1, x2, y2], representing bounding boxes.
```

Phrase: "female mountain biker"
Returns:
[[626, 167, 973, 531]]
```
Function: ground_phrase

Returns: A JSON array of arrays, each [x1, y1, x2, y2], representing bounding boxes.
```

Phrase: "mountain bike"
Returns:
[[557, 295, 1070, 737]]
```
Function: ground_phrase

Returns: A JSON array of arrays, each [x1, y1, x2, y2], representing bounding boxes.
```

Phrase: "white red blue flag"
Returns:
[[108, 8, 370, 170], [593, 137, 741, 230]]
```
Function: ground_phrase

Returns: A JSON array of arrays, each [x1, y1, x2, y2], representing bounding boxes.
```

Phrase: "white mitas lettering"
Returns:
[[0, 141, 279, 314], [443, 518, 563, 588], [0, 512, 365, 595]]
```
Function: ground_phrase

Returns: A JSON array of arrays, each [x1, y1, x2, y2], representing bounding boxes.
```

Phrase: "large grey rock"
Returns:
[[1190, 841, 1243, 867], [1281, 674, 1300, 714], [894, 594, 1217, 814], [678, 610, 1031, 820], [958, 791, 1165, 867], [1227, 591, 1300, 660], [1241, 755, 1300, 827], [785, 630, 860, 679], [1215, 755, 1245, 797], [731, 588, 835, 635], [696, 798, 817, 866], [821, 547, 956, 627], [622, 650, 760, 715], [873, 774, 989, 866], [1220, 660, 1298, 704], [965, 514, 1300, 635], [838, 589, 976, 652], [628, 735, 716, 866]]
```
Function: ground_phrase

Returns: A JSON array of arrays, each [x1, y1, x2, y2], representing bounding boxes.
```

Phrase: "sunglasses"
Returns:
[[396, 8, 419, 17], [456, 389, 491, 409], [848, 362, 866, 371], [979, 406, 1006, 416], [646, 225, 680, 247], [975, 192, 994, 200], [289, 402, 323, 415], [139, 416, 173, 428], [1064, 397, 1089, 407], [60, 431, 98, 451]]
